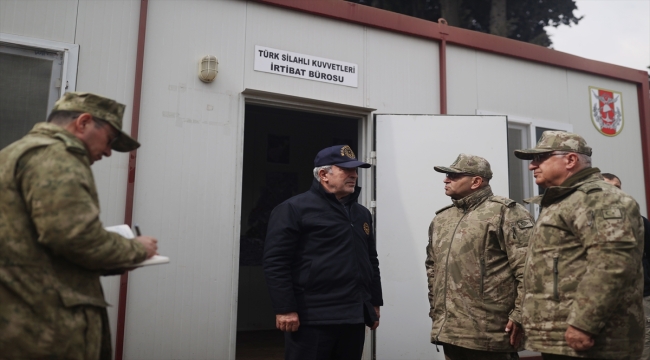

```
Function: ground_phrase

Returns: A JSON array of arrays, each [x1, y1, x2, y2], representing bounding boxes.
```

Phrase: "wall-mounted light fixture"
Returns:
[[198, 55, 218, 83]]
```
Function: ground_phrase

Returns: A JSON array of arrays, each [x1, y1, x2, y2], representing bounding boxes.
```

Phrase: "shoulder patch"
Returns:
[[489, 196, 515, 207], [435, 204, 454, 215], [517, 219, 535, 229], [54, 133, 86, 155], [523, 195, 542, 205], [578, 182, 602, 194], [602, 208, 622, 219]]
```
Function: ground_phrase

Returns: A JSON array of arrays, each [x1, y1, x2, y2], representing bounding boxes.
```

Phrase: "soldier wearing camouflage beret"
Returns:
[[0, 92, 158, 359], [426, 153, 534, 359], [516, 131, 645, 359]]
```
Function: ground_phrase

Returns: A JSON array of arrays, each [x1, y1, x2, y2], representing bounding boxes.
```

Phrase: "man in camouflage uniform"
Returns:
[[426, 153, 534, 360], [0, 92, 158, 360], [515, 131, 645, 359], [601, 173, 650, 360]]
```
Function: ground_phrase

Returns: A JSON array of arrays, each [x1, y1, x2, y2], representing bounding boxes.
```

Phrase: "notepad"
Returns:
[[105, 224, 170, 267]]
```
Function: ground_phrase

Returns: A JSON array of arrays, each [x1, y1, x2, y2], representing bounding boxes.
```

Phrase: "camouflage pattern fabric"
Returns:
[[522, 168, 644, 358], [514, 130, 592, 159], [52, 91, 140, 152], [434, 153, 494, 179], [0, 123, 148, 360], [426, 185, 534, 351]]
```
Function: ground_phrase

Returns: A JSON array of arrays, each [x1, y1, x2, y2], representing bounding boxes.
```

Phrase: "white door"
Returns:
[[374, 115, 509, 360]]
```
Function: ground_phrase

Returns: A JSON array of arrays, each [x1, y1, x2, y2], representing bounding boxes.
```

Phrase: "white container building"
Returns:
[[1, 0, 648, 359]]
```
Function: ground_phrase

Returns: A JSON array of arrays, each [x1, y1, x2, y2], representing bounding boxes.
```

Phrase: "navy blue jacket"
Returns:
[[263, 179, 383, 325]]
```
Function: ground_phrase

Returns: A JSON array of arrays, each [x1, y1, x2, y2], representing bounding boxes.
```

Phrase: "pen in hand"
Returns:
[[133, 224, 158, 257]]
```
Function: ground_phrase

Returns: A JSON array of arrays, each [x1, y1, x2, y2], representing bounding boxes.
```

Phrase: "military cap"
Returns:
[[514, 130, 592, 160], [434, 153, 493, 179], [314, 145, 370, 168], [52, 92, 140, 152]]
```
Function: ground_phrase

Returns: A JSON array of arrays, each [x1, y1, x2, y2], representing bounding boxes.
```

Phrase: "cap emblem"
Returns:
[[341, 145, 356, 159]]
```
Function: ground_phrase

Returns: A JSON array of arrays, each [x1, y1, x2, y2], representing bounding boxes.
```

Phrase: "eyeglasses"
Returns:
[[445, 173, 470, 181], [531, 152, 568, 163], [93, 118, 119, 146]]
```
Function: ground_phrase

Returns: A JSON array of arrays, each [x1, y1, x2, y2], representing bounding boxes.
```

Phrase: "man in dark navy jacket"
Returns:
[[263, 145, 383, 360]]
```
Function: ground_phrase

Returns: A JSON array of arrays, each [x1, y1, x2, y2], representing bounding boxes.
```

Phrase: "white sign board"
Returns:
[[254, 45, 358, 87]]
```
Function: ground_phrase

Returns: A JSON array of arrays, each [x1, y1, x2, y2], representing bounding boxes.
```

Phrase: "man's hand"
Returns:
[[135, 236, 158, 258], [565, 325, 594, 351], [276, 312, 300, 332], [505, 320, 523, 348], [370, 306, 380, 330]]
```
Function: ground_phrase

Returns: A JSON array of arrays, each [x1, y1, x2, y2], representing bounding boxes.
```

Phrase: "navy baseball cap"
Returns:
[[314, 145, 371, 168]]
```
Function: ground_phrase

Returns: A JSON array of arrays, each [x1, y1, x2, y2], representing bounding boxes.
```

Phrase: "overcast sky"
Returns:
[[545, 0, 650, 72]]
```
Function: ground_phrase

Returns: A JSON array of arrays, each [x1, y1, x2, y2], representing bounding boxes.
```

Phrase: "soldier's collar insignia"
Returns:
[[602, 208, 622, 219], [341, 145, 356, 159], [517, 219, 534, 229]]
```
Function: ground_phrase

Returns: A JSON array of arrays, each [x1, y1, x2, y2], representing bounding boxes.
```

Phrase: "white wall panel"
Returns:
[[124, 1, 248, 359], [476, 51, 570, 121], [73, 0, 143, 353], [0, 0, 77, 43], [365, 28, 439, 113], [448, 45, 570, 123], [565, 72, 646, 216], [244, 2, 365, 107], [446, 45, 478, 115]]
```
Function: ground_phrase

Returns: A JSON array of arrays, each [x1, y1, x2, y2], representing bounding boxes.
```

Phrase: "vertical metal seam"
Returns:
[[637, 80, 650, 216], [439, 38, 447, 115], [115, 0, 148, 358]]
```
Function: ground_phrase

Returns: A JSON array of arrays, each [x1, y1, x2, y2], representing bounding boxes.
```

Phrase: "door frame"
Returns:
[[234, 89, 377, 359]]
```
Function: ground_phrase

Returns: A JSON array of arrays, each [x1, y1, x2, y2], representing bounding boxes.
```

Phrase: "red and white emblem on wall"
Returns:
[[589, 86, 624, 136]]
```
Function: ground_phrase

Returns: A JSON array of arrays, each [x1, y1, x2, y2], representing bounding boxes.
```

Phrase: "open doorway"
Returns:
[[236, 103, 360, 360]]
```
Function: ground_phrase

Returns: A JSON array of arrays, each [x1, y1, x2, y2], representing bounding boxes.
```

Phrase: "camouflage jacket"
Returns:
[[0, 123, 147, 358], [426, 185, 533, 351], [522, 168, 645, 358]]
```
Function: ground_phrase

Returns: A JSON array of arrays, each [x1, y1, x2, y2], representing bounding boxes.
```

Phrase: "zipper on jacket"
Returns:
[[479, 257, 485, 301], [522, 208, 543, 309], [345, 203, 363, 297], [435, 211, 469, 344], [553, 255, 559, 301]]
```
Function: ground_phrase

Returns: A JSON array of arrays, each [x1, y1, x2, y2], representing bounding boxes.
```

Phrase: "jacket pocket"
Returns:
[[553, 255, 559, 301]]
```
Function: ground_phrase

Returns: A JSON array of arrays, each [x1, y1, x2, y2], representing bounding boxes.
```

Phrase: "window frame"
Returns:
[[477, 109, 573, 218], [0, 33, 79, 97]]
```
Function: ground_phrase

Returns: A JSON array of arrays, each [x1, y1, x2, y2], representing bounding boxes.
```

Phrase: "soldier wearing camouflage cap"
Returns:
[[426, 153, 534, 359], [515, 131, 645, 359], [0, 92, 158, 359]]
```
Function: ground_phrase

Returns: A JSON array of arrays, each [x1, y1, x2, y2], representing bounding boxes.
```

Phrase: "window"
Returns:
[[0, 33, 78, 149], [477, 110, 572, 218]]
